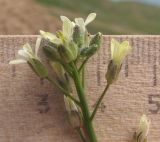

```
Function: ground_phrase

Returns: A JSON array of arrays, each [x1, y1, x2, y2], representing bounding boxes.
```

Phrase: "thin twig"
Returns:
[[90, 84, 110, 121]]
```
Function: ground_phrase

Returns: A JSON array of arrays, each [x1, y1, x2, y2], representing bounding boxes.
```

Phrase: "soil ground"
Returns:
[[0, 0, 60, 35]]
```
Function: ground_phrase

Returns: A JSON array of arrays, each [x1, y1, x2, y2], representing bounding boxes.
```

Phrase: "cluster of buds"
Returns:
[[133, 115, 150, 142], [40, 13, 102, 64]]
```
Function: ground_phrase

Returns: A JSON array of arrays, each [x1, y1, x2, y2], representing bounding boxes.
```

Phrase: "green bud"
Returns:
[[50, 61, 65, 80], [80, 44, 98, 57], [80, 32, 102, 57], [105, 60, 122, 84], [50, 61, 71, 92], [58, 41, 78, 63], [28, 59, 48, 78], [43, 44, 61, 62], [90, 32, 102, 48], [64, 96, 82, 129], [73, 25, 84, 48]]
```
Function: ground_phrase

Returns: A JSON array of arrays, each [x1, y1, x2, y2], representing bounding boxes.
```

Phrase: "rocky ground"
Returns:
[[0, 0, 60, 35]]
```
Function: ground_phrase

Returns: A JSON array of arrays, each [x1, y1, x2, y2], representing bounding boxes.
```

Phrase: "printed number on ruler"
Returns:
[[148, 94, 160, 114]]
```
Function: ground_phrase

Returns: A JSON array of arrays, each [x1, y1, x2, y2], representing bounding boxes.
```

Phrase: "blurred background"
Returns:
[[0, 0, 159, 35]]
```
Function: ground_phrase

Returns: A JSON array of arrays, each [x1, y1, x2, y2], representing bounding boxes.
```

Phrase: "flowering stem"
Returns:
[[90, 83, 110, 121], [71, 62, 97, 142], [46, 77, 80, 106]]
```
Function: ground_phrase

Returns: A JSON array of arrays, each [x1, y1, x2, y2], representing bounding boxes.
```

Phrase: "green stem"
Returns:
[[90, 84, 110, 121], [76, 128, 87, 142], [82, 67, 85, 88], [71, 63, 97, 142], [78, 57, 89, 72], [46, 77, 80, 106]]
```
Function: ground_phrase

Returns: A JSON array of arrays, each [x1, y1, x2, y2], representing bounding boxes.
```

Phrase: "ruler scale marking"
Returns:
[[0, 36, 159, 142]]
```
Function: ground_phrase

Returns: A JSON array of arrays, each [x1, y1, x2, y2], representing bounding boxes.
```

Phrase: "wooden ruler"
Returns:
[[0, 35, 159, 142]]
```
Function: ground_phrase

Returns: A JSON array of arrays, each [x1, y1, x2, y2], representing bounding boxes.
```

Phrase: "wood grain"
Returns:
[[0, 35, 160, 142]]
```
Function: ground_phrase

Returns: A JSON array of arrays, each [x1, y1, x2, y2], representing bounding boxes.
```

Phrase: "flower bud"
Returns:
[[105, 60, 122, 84], [64, 96, 82, 129], [89, 32, 102, 48], [80, 32, 102, 57], [133, 115, 150, 142], [50, 61, 71, 92], [80, 44, 98, 57], [50, 61, 65, 80], [73, 25, 84, 48], [43, 43, 61, 62], [28, 59, 48, 78], [58, 41, 78, 63]]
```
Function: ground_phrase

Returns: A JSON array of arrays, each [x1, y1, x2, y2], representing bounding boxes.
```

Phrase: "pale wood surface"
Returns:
[[0, 35, 160, 142]]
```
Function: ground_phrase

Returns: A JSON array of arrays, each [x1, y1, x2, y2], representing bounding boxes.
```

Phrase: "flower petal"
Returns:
[[60, 16, 70, 22], [111, 38, 120, 60], [40, 30, 61, 44], [35, 37, 42, 57], [85, 13, 96, 25], [62, 17, 73, 40], [75, 18, 85, 33], [23, 43, 33, 53], [9, 59, 27, 64], [19, 44, 34, 59], [118, 41, 131, 61], [18, 49, 29, 59]]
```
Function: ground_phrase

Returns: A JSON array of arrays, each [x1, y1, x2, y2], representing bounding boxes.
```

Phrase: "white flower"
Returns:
[[40, 30, 62, 45], [136, 115, 150, 142], [40, 13, 96, 46], [9, 37, 42, 64], [111, 38, 131, 65], [60, 16, 74, 41], [9, 37, 48, 78], [75, 13, 96, 33], [85, 13, 96, 26], [105, 38, 131, 84]]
